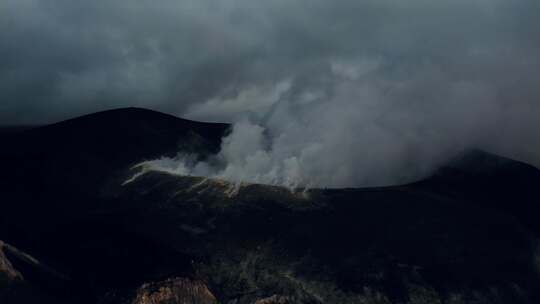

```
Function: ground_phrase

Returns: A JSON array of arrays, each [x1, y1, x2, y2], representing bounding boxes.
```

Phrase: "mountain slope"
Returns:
[[0, 108, 229, 251], [0, 108, 539, 304], [415, 149, 540, 234]]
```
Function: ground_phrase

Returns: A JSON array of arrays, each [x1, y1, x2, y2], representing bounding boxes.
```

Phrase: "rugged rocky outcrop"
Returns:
[[0, 240, 73, 304], [131, 278, 217, 304], [0, 240, 23, 288]]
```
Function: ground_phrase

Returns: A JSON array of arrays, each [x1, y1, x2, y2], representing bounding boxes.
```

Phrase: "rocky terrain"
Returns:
[[0, 108, 539, 303]]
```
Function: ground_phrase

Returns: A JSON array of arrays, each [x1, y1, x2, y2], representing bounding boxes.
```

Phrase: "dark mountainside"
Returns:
[[0, 108, 539, 304]]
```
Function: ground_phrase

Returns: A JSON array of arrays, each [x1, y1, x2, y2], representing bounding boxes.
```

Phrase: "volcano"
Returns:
[[1, 108, 539, 304]]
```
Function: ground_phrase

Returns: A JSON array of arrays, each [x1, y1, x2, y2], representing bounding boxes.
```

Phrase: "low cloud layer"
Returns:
[[2, 0, 540, 186]]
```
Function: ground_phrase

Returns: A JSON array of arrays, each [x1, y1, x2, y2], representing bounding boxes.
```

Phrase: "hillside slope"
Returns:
[[0, 108, 539, 304]]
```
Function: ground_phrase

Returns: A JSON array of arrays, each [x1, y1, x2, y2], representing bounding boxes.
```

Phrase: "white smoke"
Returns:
[[135, 55, 524, 188], [99, 0, 540, 188], [134, 119, 309, 188]]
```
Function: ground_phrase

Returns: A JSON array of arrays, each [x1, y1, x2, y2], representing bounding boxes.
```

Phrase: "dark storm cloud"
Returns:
[[1, 0, 540, 185], [0, 0, 533, 121]]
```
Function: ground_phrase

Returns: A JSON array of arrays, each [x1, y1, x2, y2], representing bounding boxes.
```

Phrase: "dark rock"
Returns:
[[131, 278, 217, 304], [0, 240, 23, 289]]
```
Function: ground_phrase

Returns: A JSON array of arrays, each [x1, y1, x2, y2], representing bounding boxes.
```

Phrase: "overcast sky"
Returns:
[[1, 0, 540, 183], [1, 0, 538, 122]]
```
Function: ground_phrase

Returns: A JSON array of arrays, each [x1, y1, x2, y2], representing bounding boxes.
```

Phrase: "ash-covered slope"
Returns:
[[1, 108, 539, 304], [2, 107, 229, 181], [108, 170, 540, 303], [414, 149, 540, 235], [0, 108, 229, 253]]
